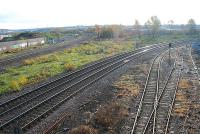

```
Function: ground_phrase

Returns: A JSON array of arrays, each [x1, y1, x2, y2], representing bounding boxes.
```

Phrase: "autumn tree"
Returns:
[[99, 26, 114, 39]]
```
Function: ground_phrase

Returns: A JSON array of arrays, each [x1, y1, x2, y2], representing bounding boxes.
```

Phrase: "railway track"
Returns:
[[0, 43, 167, 112], [0, 43, 169, 133], [130, 47, 182, 134]]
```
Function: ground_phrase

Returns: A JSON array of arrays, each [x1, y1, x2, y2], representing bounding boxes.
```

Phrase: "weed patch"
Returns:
[[0, 40, 134, 94], [113, 74, 140, 96], [174, 91, 189, 117], [178, 79, 192, 89], [94, 102, 128, 128], [69, 125, 98, 134]]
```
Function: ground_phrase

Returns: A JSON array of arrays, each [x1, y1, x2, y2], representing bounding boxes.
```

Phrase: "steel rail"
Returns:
[[142, 68, 175, 134], [142, 50, 177, 134], [21, 49, 159, 131], [0, 43, 168, 108], [0, 48, 145, 116], [130, 51, 165, 134], [164, 71, 181, 134], [0, 45, 167, 119]]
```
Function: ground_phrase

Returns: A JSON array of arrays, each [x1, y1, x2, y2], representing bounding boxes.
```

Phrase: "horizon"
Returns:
[[0, 0, 199, 29]]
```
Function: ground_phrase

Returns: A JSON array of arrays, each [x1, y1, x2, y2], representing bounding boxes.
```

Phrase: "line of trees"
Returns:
[[93, 16, 198, 40], [134, 16, 198, 39]]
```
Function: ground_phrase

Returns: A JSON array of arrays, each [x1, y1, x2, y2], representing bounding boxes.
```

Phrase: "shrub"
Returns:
[[51, 54, 59, 61], [18, 75, 28, 86], [64, 63, 76, 71], [23, 59, 34, 65], [10, 80, 20, 91], [23, 55, 57, 65], [69, 125, 98, 134], [94, 102, 128, 128]]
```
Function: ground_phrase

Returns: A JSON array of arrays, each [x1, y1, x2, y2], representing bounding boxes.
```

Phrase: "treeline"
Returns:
[[133, 16, 199, 39], [92, 16, 199, 40], [93, 25, 124, 39]]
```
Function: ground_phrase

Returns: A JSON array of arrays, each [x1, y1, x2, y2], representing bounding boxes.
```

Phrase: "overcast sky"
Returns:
[[0, 0, 199, 29]]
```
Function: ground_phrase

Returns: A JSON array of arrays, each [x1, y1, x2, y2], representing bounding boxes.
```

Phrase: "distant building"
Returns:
[[0, 38, 45, 51]]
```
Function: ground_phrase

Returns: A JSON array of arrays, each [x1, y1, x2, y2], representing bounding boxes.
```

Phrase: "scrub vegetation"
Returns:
[[0, 40, 134, 94]]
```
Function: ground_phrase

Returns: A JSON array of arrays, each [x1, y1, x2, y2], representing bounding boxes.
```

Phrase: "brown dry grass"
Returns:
[[174, 91, 189, 117], [69, 125, 98, 134], [139, 64, 149, 75], [64, 63, 77, 71], [94, 102, 128, 128], [113, 74, 140, 97], [178, 79, 192, 89]]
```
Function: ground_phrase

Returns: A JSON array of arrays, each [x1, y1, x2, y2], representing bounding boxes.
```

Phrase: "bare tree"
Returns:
[[168, 20, 174, 34], [95, 24, 100, 39], [147, 16, 161, 38], [134, 20, 142, 39], [145, 20, 151, 35], [187, 19, 196, 35]]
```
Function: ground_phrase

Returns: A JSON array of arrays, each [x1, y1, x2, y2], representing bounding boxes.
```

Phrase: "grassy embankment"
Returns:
[[0, 41, 134, 94]]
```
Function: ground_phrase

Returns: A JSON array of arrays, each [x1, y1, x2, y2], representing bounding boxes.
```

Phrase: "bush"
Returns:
[[23, 59, 34, 65], [69, 125, 98, 134], [18, 75, 28, 86], [10, 80, 20, 91], [23, 55, 57, 65], [94, 102, 128, 128], [64, 63, 76, 71]]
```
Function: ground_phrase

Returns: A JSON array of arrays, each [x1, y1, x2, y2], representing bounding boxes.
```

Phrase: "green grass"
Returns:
[[0, 40, 134, 94]]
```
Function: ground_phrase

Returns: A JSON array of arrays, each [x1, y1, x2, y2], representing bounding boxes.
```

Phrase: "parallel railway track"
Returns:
[[0, 42, 171, 133]]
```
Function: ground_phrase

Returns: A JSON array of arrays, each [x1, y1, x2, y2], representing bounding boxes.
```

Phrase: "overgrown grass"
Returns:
[[69, 125, 98, 134], [0, 40, 134, 94], [178, 79, 192, 89], [174, 91, 189, 117]]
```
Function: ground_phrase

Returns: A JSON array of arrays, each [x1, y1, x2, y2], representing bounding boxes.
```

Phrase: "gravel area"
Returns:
[[169, 46, 200, 133]]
